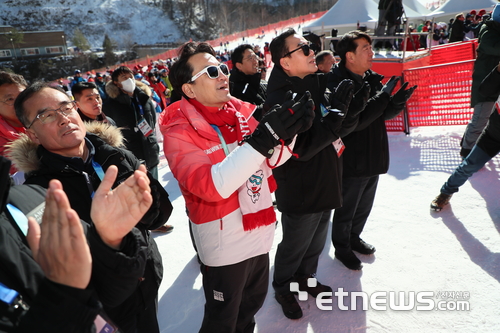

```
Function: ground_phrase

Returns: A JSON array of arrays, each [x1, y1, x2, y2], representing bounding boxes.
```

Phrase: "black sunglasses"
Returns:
[[283, 43, 311, 58]]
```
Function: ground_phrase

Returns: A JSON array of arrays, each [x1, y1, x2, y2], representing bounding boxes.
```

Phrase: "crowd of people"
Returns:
[[0, 3, 498, 332], [373, 0, 491, 51]]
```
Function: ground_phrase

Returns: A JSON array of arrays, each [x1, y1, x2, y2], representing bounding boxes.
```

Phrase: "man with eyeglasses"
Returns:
[[8, 82, 173, 333], [161, 41, 314, 332], [0, 71, 27, 175], [229, 44, 268, 121], [265, 28, 355, 320]]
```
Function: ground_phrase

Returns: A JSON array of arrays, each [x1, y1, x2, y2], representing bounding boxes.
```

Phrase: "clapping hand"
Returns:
[[90, 164, 153, 249], [27, 180, 92, 289]]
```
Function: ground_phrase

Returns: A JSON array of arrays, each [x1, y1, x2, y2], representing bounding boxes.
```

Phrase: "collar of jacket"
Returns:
[[104, 79, 152, 100], [267, 66, 324, 96], [230, 68, 262, 85], [35, 137, 96, 175], [5, 122, 124, 175], [161, 97, 256, 143]]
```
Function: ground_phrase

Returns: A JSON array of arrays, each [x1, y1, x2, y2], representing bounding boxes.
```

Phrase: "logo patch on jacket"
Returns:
[[213, 290, 224, 302], [246, 170, 263, 204]]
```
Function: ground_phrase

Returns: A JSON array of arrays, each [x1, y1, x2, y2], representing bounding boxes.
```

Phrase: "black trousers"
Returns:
[[199, 253, 269, 333], [332, 175, 379, 253], [273, 210, 331, 295]]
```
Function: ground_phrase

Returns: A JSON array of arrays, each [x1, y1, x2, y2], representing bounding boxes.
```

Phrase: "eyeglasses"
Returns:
[[243, 54, 259, 62], [283, 43, 311, 58], [190, 63, 229, 83], [0, 97, 15, 106], [26, 101, 77, 129]]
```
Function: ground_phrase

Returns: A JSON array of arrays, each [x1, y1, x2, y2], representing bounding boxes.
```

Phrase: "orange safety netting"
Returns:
[[403, 60, 475, 127]]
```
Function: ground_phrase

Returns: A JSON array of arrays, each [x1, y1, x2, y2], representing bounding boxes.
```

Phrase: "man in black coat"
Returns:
[[328, 30, 416, 271], [0, 155, 153, 332], [449, 13, 466, 43], [103, 66, 160, 180], [229, 44, 268, 121], [9, 82, 173, 333], [265, 28, 354, 320]]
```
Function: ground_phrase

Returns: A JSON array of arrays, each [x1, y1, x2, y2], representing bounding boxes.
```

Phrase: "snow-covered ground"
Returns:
[[153, 125, 500, 333]]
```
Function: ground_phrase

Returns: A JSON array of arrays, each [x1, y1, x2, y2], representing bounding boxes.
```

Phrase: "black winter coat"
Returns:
[[476, 66, 500, 157], [229, 69, 267, 120], [448, 19, 465, 43], [472, 20, 500, 106], [264, 67, 343, 214], [9, 124, 171, 332], [0, 156, 146, 332], [103, 81, 160, 170], [327, 62, 400, 178]]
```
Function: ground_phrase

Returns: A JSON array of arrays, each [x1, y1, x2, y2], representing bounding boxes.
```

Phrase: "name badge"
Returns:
[[137, 118, 153, 137], [94, 314, 118, 333], [332, 138, 345, 157]]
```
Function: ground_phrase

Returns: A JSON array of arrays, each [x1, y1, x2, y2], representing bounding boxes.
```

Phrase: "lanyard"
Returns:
[[0, 282, 28, 314], [0, 282, 19, 305], [134, 95, 144, 116], [88, 158, 105, 198], [210, 125, 230, 156], [91, 158, 105, 181], [6, 203, 28, 236]]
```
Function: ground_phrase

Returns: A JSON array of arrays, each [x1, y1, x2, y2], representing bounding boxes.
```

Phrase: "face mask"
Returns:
[[121, 78, 136, 93]]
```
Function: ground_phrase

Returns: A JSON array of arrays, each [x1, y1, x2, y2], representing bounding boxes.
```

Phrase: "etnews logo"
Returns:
[[290, 278, 470, 311]]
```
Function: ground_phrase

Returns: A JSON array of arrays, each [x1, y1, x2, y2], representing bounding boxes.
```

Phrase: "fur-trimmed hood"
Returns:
[[5, 121, 125, 174], [105, 79, 152, 99]]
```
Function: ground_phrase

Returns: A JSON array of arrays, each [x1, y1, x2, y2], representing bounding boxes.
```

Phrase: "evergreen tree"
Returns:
[[72, 28, 90, 52], [102, 34, 117, 66]]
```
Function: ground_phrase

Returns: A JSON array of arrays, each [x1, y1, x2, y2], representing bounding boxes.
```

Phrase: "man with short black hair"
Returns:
[[315, 50, 336, 73], [71, 82, 115, 125], [266, 28, 354, 320], [229, 44, 268, 120], [103, 66, 160, 180], [328, 30, 416, 270]]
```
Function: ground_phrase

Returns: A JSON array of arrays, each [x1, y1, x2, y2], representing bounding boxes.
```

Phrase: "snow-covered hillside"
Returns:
[[0, 0, 182, 48]]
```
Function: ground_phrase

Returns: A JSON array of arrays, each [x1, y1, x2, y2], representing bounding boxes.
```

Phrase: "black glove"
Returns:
[[348, 82, 371, 118], [246, 91, 314, 158], [329, 79, 354, 115], [381, 76, 400, 96], [391, 82, 417, 106]]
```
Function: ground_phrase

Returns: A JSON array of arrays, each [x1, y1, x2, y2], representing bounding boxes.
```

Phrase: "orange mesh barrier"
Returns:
[[402, 60, 474, 127]]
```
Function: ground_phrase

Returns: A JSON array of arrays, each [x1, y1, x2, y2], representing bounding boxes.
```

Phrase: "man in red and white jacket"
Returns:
[[160, 42, 314, 333]]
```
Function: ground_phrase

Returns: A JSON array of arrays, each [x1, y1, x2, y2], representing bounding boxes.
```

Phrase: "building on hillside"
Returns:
[[0, 26, 67, 60]]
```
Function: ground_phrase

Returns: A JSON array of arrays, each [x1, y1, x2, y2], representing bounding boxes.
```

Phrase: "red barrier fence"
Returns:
[[429, 40, 478, 66], [92, 12, 479, 133], [403, 60, 475, 127]]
